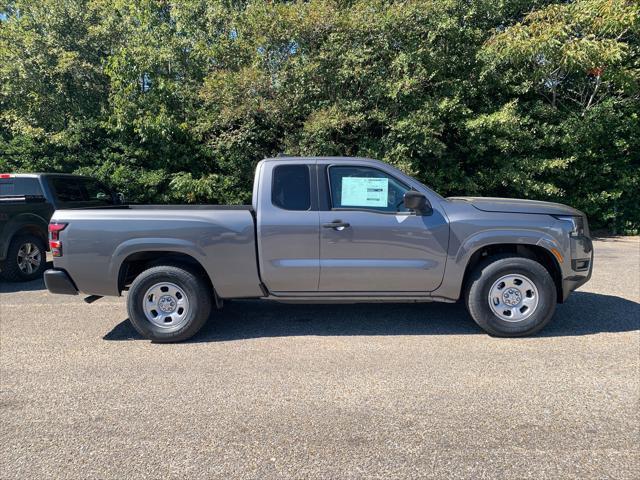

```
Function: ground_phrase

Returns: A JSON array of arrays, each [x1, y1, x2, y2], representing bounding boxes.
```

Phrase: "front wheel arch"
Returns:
[[461, 243, 563, 303]]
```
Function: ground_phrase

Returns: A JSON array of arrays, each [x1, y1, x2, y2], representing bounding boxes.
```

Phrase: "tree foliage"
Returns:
[[1, 0, 638, 232]]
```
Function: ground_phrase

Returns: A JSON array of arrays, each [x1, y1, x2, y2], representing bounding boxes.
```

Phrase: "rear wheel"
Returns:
[[127, 265, 212, 342], [0, 234, 47, 282], [465, 255, 557, 337]]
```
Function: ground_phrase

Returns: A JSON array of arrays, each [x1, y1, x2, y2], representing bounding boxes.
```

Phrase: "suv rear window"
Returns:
[[271, 165, 311, 211], [50, 177, 114, 205]]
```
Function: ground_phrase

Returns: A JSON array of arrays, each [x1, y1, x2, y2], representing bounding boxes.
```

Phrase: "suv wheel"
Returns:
[[127, 265, 212, 342], [0, 234, 47, 282], [465, 255, 557, 337]]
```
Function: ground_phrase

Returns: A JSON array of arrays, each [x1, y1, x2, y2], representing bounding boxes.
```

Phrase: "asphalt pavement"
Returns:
[[1, 237, 639, 479]]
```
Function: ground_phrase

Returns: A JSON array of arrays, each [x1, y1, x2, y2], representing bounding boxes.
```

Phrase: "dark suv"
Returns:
[[0, 173, 122, 282]]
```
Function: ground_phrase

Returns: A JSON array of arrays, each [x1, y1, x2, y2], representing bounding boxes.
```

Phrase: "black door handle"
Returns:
[[322, 221, 351, 229]]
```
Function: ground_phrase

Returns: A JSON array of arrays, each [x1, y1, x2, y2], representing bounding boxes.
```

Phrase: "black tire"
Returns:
[[127, 265, 212, 342], [464, 255, 557, 337], [0, 234, 47, 282]]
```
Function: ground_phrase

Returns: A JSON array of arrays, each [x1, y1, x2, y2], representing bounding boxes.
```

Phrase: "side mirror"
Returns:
[[403, 191, 432, 215], [115, 192, 126, 205]]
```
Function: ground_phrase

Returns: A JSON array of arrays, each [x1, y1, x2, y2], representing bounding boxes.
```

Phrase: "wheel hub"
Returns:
[[157, 295, 177, 313], [502, 287, 522, 306]]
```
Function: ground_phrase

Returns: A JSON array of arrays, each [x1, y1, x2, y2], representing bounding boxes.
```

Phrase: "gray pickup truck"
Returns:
[[44, 157, 593, 341]]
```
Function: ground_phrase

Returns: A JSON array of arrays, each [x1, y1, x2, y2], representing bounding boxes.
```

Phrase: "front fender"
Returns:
[[434, 228, 564, 301], [455, 229, 562, 266]]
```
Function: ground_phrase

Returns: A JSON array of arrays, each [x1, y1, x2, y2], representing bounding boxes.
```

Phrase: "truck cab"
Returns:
[[254, 157, 449, 294]]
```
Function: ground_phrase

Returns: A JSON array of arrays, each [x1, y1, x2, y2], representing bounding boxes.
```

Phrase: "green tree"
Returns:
[[481, 0, 640, 232], [1, 0, 638, 232]]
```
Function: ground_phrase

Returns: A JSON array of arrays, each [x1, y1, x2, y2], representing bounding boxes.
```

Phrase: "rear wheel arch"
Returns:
[[2, 222, 48, 258], [117, 251, 214, 296], [461, 243, 563, 303]]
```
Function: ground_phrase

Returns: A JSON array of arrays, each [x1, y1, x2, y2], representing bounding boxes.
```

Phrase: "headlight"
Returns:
[[553, 215, 585, 237]]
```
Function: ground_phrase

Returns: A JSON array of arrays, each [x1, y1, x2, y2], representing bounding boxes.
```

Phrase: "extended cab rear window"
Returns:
[[271, 165, 311, 211]]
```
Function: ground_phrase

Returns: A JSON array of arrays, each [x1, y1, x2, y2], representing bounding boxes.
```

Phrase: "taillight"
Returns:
[[48, 223, 68, 257], [0, 174, 13, 179]]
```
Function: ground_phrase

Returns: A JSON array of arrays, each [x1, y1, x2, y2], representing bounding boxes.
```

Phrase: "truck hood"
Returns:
[[447, 197, 583, 216]]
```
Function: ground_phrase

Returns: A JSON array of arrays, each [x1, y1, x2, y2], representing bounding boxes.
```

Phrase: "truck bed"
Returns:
[[81, 204, 253, 211], [50, 206, 263, 298]]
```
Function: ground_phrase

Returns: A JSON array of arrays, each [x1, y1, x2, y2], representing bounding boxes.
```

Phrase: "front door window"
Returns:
[[328, 166, 411, 213]]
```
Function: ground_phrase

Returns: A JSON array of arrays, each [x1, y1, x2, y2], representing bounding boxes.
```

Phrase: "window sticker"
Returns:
[[341, 177, 388, 207]]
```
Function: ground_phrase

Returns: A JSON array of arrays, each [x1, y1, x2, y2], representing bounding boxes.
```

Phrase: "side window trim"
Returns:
[[325, 164, 414, 215]]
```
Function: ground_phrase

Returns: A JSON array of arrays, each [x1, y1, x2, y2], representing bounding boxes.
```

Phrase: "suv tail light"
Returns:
[[48, 223, 68, 257]]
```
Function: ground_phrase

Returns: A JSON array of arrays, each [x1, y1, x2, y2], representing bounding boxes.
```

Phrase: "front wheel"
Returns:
[[465, 255, 557, 337], [127, 265, 212, 342]]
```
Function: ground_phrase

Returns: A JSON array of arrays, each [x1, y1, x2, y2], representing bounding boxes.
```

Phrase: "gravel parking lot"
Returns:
[[1, 237, 638, 479]]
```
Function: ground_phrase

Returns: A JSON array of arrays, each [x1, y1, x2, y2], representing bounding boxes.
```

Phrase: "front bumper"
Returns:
[[44, 269, 78, 295], [561, 235, 593, 301]]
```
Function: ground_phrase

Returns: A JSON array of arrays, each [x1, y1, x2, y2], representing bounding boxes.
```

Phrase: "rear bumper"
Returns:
[[44, 269, 78, 295], [561, 235, 593, 301]]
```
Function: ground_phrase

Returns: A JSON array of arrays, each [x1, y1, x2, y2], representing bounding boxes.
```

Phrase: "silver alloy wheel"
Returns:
[[16, 242, 42, 275], [488, 274, 539, 322], [142, 282, 190, 328]]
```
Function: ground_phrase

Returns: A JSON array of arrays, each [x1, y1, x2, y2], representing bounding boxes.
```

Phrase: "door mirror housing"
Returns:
[[403, 191, 432, 215], [115, 192, 126, 205]]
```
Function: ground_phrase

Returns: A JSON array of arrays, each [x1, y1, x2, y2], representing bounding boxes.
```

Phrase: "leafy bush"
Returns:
[[1, 0, 638, 232]]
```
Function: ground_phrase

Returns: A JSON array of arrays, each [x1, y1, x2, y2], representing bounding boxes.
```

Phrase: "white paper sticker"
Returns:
[[341, 177, 388, 207]]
